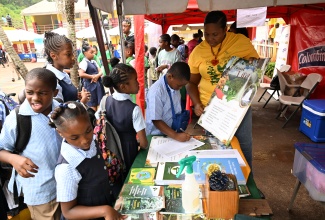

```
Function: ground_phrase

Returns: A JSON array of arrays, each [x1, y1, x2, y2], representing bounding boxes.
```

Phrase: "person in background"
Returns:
[[146, 62, 191, 142], [77, 42, 100, 66], [186, 11, 259, 169], [156, 34, 182, 76], [50, 101, 127, 220], [92, 45, 103, 67], [0, 68, 62, 219], [0, 48, 5, 68], [197, 29, 203, 43], [228, 21, 249, 38], [122, 18, 134, 43], [269, 23, 279, 43], [78, 44, 105, 111], [110, 57, 120, 68], [124, 41, 135, 68], [43, 32, 90, 103], [6, 14, 12, 27], [187, 33, 200, 57], [147, 47, 158, 86], [1, 15, 7, 26], [103, 17, 109, 29], [144, 45, 150, 73], [103, 43, 113, 74], [171, 34, 180, 49]]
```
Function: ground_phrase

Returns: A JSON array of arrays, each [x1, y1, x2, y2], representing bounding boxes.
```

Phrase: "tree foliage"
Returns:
[[0, 0, 43, 28], [0, 0, 43, 7]]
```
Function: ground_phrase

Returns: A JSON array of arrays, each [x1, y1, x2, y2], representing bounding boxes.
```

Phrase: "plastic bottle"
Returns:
[[176, 155, 200, 213]]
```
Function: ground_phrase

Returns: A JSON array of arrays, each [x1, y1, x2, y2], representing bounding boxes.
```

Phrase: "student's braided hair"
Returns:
[[49, 101, 88, 129], [102, 63, 136, 90], [44, 32, 73, 64]]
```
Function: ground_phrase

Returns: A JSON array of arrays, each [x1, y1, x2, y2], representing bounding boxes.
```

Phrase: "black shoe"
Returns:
[[12, 78, 15, 82]]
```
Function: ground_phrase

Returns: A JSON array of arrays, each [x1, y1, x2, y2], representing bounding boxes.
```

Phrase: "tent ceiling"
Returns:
[[197, 0, 325, 11], [87, 0, 114, 14], [87, 0, 325, 15]]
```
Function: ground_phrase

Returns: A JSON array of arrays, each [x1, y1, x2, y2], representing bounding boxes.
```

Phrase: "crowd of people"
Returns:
[[0, 11, 258, 220]]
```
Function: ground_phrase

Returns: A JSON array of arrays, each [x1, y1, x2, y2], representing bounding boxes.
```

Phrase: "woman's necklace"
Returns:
[[210, 36, 225, 66]]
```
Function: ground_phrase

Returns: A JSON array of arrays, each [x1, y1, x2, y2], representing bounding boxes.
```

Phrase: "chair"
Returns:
[[257, 64, 290, 108], [276, 73, 323, 128]]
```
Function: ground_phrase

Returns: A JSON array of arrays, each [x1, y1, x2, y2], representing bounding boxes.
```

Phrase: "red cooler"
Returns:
[[300, 100, 325, 142]]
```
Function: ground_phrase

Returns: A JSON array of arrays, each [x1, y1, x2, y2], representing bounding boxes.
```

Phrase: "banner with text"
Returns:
[[288, 9, 325, 99]]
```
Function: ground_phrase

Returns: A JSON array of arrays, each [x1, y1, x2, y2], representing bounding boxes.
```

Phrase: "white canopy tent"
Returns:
[[76, 26, 111, 41], [51, 27, 68, 36], [3, 29, 43, 42]]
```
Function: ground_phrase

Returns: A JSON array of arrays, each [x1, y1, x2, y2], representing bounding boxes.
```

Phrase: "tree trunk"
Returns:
[[64, 0, 79, 88], [0, 24, 29, 79]]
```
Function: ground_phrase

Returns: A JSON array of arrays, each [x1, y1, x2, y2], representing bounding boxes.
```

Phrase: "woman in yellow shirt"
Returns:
[[187, 11, 259, 169]]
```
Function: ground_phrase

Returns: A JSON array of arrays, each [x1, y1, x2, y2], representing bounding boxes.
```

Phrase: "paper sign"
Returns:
[[237, 7, 267, 27]]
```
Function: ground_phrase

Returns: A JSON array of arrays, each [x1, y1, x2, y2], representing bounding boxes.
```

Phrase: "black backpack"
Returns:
[[0, 107, 31, 205], [270, 75, 280, 89]]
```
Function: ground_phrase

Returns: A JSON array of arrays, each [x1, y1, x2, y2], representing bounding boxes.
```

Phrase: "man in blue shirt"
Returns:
[[146, 62, 191, 142]]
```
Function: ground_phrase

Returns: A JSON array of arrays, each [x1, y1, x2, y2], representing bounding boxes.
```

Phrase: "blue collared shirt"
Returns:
[[145, 76, 182, 135], [46, 64, 73, 102], [55, 138, 97, 202], [0, 99, 62, 205]]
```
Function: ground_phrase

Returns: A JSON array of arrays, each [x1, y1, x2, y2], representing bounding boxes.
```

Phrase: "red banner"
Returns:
[[288, 9, 325, 99], [134, 15, 145, 114]]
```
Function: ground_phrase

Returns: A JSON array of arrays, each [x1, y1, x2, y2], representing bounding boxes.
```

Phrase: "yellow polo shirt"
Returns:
[[188, 32, 259, 106]]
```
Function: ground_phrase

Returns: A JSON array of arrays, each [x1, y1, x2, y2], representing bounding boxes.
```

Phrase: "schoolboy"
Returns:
[[146, 62, 191, 142], [0, 68, 62, 220]]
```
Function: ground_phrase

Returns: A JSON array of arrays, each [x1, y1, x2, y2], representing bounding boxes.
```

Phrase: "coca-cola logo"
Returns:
[[298, 46, 325, 69]]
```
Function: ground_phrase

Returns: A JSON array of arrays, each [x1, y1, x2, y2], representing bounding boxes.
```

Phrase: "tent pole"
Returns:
[[87, 1, 110, 76], [99, 10, 110, 45], [116, 0, 126, 63]]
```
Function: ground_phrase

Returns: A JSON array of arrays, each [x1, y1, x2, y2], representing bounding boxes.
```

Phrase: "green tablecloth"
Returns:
[[129, 136, 260, 199], [127, 136, 270, 219]]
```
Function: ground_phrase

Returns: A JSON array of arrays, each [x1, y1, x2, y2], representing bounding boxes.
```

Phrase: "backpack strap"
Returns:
[[0, 99, 9, 116], [14, 107, 32, 154]]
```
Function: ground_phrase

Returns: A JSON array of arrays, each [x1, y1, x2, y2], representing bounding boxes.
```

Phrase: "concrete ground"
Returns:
[[187, 91, 325, 220], [1, 61, 325, 219]]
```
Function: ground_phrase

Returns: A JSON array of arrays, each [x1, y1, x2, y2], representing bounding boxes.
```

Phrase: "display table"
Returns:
[[128, 135, 271, 219], [18, 53, 37, 62]]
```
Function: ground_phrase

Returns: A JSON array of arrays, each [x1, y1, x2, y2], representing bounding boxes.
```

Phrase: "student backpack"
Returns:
[[0, 107, 32, 206], [94, 96, 126, 184], [0, 106, 31, 218], [0, 93, 19, 117]]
